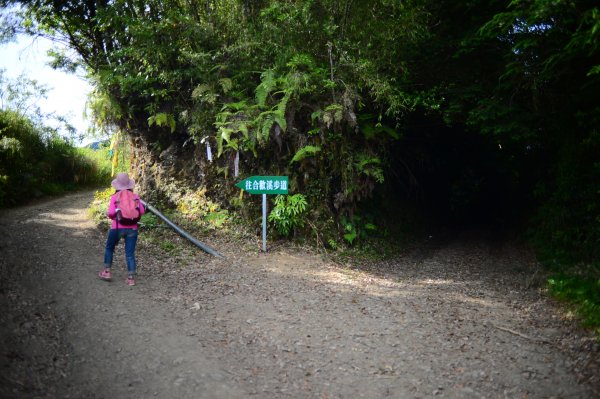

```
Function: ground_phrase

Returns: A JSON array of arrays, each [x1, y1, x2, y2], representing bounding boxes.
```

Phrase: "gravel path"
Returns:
[[0, 191, 598, 398]]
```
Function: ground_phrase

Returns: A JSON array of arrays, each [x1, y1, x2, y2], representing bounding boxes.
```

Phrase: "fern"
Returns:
[[219, 78, 233, 93], [255, 102, 288, 144], [215, 100, 260, 157], [321, 104, 343, 128], [358, 114, 400, 140], [238, 122, 249, 139], [287, 53, 315, 70], [354, 154, 385, 183], [148, 112, 176, 133], [311, 110, 322, 122], [192, 83, 211, 97], [588, 65, 600, 76], [221, 100, 249, 112], [361, 123, 400, 140], [260, 114, 274, 142], [277, 91, 291, 118], [290, 145, 321, 164], [216, 127, 233, 157], [212, 65, 298, 158], [192, 84, 218, 105], [256, 69, 277, 107]]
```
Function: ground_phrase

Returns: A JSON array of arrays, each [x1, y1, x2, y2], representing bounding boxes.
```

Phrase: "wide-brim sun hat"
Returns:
[[111, 172, 135, 190]]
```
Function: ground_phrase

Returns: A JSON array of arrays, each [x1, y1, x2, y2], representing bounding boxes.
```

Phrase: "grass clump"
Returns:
[[547, 269, 600, 337]]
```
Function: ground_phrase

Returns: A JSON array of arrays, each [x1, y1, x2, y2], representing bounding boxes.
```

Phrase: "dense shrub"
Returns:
[[0, 109, 111, 207]]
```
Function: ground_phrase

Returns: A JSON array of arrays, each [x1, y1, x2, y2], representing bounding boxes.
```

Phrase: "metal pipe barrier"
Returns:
[[141, 200, 226, 259]]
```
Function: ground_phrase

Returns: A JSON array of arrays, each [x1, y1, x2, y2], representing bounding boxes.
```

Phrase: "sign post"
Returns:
[[262, 194, 267, 252], [235, 176, 289, 252]]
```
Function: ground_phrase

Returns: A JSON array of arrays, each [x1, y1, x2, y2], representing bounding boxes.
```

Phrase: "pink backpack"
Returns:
[[115, 190, 141, 226]]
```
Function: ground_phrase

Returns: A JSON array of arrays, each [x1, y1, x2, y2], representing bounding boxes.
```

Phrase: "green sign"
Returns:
[[235, 176, 289, 194]]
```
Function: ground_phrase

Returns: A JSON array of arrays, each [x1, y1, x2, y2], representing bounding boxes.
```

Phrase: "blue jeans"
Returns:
[[104, 228, 138, 275]]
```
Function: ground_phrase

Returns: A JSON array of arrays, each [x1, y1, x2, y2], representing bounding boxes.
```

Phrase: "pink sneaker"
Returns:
[[98, 269, 112, 281], [126, 276, 136, 286]]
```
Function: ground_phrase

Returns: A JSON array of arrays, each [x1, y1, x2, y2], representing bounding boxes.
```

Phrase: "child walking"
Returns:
[[98, 172, 145, 286]]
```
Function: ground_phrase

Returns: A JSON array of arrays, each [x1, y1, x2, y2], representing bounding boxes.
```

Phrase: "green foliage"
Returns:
[[214, 104, 252, 157], [548, 274, 600, 335], [5, 0, 413, 241], [531, 128, 600, 264], [354, 154, 385, 184], [160, 240, 177, 253], [268, 194, 308, 237], [214, 63, 305, 159], [138, 212, 161, 229], [148, 112, 176, 133], [342, 218, 357, 245], [176, 188, 232, 230], [256, 69, 277, 107], [7, 0, 598, 266], [327, 238, 339, 250], [321, 104, 343, 129], [85, 89, 124, 136], [290, 145, 321, 164], [0, 109, 109, 207], [340, 215, 378, 246], [76, 146, 113, 184], [358, 114, 400, 140], [87, 187, 114, 228], [205, 209, 230, 228]]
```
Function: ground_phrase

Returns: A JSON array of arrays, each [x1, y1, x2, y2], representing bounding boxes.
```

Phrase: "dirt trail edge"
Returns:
[[1, 191, 598, 398]]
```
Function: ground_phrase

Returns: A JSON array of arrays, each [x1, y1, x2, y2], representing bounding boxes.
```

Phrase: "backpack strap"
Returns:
[[115, 191, 121, 231]]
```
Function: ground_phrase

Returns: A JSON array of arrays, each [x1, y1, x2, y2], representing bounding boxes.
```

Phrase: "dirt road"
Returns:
[[0, 191, 598, 398]]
